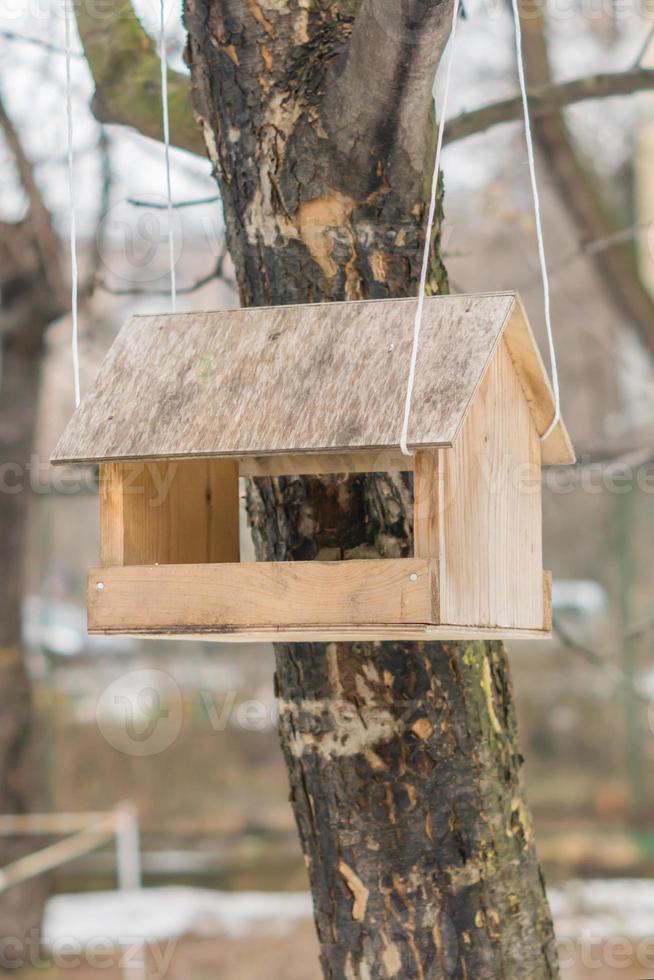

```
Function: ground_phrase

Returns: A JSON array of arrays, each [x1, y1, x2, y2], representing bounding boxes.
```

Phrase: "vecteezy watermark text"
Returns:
[[0, 930, 176, 977], [8, 452, 654, 502]]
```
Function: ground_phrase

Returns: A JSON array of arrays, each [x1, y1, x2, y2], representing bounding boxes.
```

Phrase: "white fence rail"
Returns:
[[0, 803, 143, 978]]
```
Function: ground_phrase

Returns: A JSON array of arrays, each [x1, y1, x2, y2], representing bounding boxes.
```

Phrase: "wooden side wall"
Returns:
[[439, 339, 544, 630], [100, 459, 240, 567]]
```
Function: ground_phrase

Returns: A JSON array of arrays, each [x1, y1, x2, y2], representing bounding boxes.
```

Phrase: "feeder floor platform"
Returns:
[[88, 559, 552, 643]]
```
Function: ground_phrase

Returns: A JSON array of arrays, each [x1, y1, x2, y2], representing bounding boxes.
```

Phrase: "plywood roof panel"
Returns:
[[52, 293, 574, 465]]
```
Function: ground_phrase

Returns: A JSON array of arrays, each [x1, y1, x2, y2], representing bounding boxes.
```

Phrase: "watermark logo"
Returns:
[[96, 669, 183, 757], [97, 195, 183, 285], [557, 930, 654, 971]]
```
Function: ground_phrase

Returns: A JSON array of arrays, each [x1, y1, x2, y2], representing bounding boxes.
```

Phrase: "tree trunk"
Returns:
[[0, 346, 47, 963], [185, 1, 559, 975], [0, 214, 64, 965]]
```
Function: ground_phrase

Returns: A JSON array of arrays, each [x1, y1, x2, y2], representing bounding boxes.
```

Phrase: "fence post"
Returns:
[[115, 803, 145, 980]]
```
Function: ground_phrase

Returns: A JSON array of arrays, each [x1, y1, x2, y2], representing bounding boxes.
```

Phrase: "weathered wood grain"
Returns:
[[87, 556, 553, 639], [52, 292, 572, 466], [504, 297, 575, 465], [100, 460, 240, 567], [413, 448, 442, 562], [88, 559, 437, 633], [88, 624, 552, 642], [238, 450, 413, 476], [440, 339, 544, 630], [99, 463, 125, 566], [543, 570, 553, 632]]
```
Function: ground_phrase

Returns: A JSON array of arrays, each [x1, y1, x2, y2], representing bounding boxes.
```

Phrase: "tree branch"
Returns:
[[94, 243, 232, 297], [74, 0, 204, 156], [634, 25, 654, 67], [553, 614, 654, 702], [127, 194, 220, 209], [74, 1, 654, 177], [513, 4, 654, 356], [445, 67, 654, 144], [321, 0, 455, 186], [0, 29, 84, 58], [0, 95, 67, 308]]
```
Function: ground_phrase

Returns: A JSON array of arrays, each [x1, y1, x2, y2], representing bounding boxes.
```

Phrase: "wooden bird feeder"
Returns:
[[51, 292, 574, 643]]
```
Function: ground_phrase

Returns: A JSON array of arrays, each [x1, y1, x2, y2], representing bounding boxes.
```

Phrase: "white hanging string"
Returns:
[[511, 0, 560, 441], [64, 0, 81, 407], [159, 0, 177, 311], [400, 0, 461, 457], [401, 0, 562, 453]]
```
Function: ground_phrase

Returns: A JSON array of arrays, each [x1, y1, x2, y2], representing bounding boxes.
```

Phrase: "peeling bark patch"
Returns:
[[345, 952, 370, 980], [509, 796, 533, 845], [279, 697, 402, 759], [339, 861, 369, 921], [247, 0, 276, 37], [480, 654, 503, 735], [370, 249, 389, 283], [381, 937, 402, 976], [326, 642, 342, 697], [363, 747, 387, 771], [411, 716, 433, 741], [258, 0, 291, 12], [296, 191, 356, 280], [201, 122, 221, 174], [294, 7, 310, 43], [259, 41, 273, 70], [224, 43, 239, 65], [445, 857, 485, 891]]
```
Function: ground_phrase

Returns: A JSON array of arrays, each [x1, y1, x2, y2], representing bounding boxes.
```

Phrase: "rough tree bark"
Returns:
[[182, 2, 559, 976]]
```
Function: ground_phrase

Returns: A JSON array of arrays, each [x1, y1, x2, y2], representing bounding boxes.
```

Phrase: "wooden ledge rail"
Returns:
[[88, 561, 553, 641], [89, 558, 436, 633]]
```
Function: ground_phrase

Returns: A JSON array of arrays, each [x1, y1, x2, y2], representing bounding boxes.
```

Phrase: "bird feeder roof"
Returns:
[[51, 292, 574, 467]]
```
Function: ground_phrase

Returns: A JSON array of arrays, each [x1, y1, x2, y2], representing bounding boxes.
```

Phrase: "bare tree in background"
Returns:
[[0, 94, 68, 961]]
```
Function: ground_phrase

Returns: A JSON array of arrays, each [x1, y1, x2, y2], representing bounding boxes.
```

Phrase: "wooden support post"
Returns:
[[100, 463, 127, 567], [100, 459, 240, 567], [413, 449, 441, 625], [413, 449, 442, 560]]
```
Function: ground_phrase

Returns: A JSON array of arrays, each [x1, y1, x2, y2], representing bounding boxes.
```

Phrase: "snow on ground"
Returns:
[[42, 888, 313, 946], [550, 879, 654, 940], [41, 881, 654, 948]]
